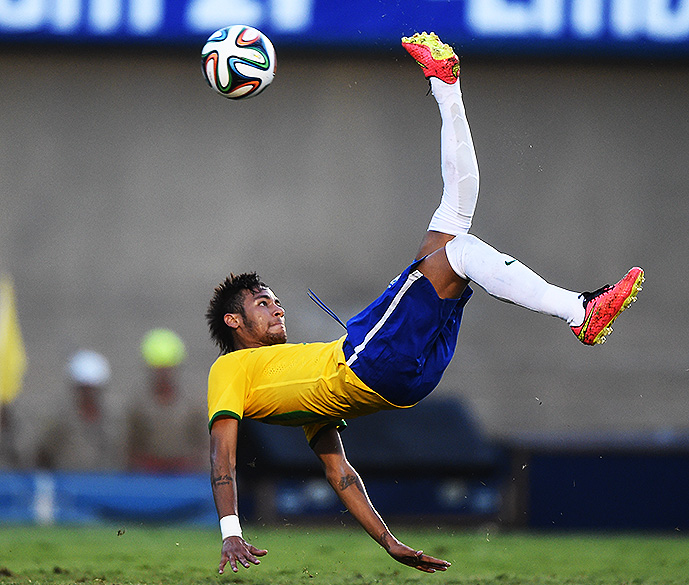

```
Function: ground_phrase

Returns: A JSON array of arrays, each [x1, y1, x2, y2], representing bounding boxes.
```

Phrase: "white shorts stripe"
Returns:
[[345, 270, 423, 367]]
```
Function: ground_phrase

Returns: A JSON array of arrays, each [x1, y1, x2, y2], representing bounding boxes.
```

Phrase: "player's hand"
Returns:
[[218, 535, 268, 574], [386, 540, 451, 573]]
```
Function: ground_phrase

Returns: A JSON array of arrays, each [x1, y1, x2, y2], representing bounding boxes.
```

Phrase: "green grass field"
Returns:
[[1, 524, 688, 585]]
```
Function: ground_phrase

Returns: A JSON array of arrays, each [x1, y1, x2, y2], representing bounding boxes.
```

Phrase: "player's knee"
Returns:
[[445, 233, 478, 280]]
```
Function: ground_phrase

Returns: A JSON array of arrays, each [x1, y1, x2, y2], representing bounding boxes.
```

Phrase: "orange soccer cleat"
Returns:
[[571, 267, 645, 345], [401, 31, 459, 84]]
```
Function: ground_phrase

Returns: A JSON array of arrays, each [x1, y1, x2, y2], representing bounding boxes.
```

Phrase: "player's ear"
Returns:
[[224, 313, 241, 330]]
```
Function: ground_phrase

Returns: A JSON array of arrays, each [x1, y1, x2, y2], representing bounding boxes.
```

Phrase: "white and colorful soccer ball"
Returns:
[[201, 25, 276, 100]]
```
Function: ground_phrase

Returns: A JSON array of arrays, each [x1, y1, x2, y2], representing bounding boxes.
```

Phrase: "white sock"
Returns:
[[427, 77, 479, 236], [445, 234, 585, 325]]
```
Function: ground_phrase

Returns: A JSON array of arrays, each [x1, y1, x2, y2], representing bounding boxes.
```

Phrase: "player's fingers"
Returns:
[[247, 545, 268, 557], [241, 551, 263, 567], [401, 550, 445, 573], [218, 555, 229, 574], [423, 553, 450, 565], [400, 550, 429, 572], [418, 552, 451, 572]]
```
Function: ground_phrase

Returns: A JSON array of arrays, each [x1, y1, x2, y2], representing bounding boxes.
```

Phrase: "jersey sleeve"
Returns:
[[207, 355, 248, 431], [303, 419, 347, 448]]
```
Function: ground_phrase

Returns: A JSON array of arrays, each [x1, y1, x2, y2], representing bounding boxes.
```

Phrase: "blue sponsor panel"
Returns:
[[0, 471, 35, 523], [273, 477, 502, 519], [0, 470, 219, 525], [0, 470, 497, 525], [52, 472, 218, 524], [1, 0, 689, 57]]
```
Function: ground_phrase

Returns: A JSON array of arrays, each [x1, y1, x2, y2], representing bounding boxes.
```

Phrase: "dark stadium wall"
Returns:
[[0, 50, 686, 465]]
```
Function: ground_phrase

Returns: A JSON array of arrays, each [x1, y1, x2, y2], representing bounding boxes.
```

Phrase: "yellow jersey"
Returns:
[[207, 336, 407, 445]]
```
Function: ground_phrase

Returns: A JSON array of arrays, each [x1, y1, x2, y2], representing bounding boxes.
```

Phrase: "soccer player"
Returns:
[[205, 32, 644, 575]]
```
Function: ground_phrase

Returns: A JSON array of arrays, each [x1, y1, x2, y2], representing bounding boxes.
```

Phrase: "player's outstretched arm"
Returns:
[[312, 428, 451, 573], [210, 416, 268, 574]]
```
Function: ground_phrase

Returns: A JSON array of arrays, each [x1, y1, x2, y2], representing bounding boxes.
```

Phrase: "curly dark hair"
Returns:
[[206, 272, 267, 354]]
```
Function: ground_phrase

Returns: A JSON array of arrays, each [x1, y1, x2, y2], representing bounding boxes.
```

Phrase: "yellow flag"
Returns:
[[0, 274, 27, 404]]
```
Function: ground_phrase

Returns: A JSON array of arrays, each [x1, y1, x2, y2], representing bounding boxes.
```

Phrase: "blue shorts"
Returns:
[[342, 260, 472, 406]]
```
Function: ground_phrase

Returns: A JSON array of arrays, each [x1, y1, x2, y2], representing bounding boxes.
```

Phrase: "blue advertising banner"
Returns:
[[1, 0, 689, 58]]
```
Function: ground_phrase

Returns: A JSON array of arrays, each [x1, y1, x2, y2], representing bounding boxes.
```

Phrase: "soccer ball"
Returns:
[[201, 25, 276, 100]]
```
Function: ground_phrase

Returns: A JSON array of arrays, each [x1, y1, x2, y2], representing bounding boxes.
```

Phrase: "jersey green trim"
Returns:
[[260, 410, 334, 425], [208, 410, 241, 432], [209, 409, 347, 435]]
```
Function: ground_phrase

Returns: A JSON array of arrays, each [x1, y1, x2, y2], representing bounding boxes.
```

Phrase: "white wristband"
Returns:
[[219, 515, 242, 540]]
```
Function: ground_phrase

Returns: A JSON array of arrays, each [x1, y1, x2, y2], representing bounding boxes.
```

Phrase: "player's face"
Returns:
[[239, 287, 287, 347]]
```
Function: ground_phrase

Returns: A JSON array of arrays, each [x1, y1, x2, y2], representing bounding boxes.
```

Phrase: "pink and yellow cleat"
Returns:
[[571, 267, 644, 345], [401, 31, 459, 84]]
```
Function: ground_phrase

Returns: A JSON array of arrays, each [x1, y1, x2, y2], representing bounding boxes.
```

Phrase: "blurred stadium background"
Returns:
[[1, 0, 689, 532]]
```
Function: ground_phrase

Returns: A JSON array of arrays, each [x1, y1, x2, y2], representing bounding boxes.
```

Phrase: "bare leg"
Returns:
[[417, 244, 469, 299], [415, 231, 453, 261]]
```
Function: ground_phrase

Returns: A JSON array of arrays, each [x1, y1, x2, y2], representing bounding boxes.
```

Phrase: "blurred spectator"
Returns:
[[126, 329, 206, 473], [35, 350, 120, 470]]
